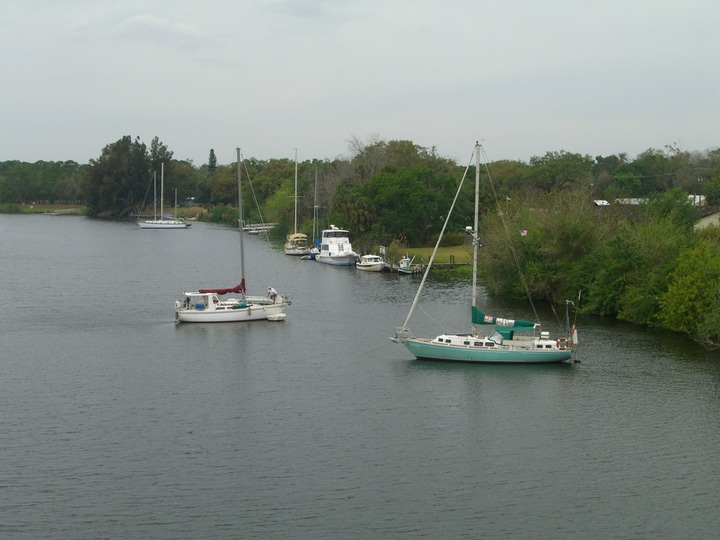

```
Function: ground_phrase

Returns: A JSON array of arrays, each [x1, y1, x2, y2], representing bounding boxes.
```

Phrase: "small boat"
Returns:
[[285, 232, 311, 255], [175, 148, 290, 323], [315, 225, 358, 266], [284, 149, 311, 256], [397, 255, 423, 275], [138, 164, 190, 229], [391, 142, 577, 364], [356, 254, 385, 272]]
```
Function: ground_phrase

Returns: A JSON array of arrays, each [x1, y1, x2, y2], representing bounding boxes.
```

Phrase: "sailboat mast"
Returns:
[[160, 162, 165, 219], [472, 143, 480, 309], [313, 169, 318, 245], [293, 148, 298, 234], [237, 148, 246, 286], [153, 171, 157, 220]]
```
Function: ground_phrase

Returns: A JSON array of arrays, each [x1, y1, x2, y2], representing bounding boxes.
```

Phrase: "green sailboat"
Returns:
[[391, 143, 577, 364]]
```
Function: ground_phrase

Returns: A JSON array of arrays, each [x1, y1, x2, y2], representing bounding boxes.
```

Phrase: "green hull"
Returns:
[[402, 338, 572, 364]]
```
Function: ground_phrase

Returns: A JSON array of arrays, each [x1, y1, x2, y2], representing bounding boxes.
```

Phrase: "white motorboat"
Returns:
[[315, 225, 358, 266], [175, 148, 290, 323], [356, 254, 385, 272]]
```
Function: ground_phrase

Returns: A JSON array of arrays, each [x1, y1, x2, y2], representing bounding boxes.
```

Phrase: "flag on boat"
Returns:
[[472, 307, 536, 328]]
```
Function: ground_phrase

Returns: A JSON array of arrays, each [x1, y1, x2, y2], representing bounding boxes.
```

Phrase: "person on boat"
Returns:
[[267, 286, 278, 303]]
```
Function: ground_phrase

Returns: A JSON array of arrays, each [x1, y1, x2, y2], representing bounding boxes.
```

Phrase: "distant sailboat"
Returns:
[[284, 149, 311, 256], [138, 163, 190, 229]]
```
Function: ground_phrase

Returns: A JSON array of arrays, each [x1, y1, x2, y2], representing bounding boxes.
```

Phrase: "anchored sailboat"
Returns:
[[137, 163, 190, 229], [284, 149, 311, 256], [391, 143, 577, 363], [174, 148, 290, 323]]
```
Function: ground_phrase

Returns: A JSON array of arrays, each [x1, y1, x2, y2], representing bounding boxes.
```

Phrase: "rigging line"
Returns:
[[416, 304, 454, 333], [478, 145, 542, 325], [400, 145, 476, 331]]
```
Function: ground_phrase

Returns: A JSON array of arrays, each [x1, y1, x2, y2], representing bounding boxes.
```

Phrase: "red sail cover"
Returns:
[[199, 279, 246, 295]]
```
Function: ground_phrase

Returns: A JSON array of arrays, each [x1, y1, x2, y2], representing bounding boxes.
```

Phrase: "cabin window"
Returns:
[[536, 344, 543, 349], [474, 342, 482, 347], [484, 342, 495, 347], [545, 344, 552, 349], [463, 341, 470, 346]]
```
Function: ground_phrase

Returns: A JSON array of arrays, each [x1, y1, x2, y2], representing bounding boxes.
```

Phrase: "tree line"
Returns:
[[1, 134, 720, 347]]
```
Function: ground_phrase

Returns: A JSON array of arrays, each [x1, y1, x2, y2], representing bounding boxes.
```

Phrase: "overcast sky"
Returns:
[[2, 0, 718, 166]]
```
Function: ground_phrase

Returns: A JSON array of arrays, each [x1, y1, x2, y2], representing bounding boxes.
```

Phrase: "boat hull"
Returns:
[[176, 303, 285, 322], [138, 220, 190, 229], [400, 337, 572, 364], [356, 255, 384, 271], [175, 295, 287, 323], [315, 254, 357, 266], [356, 263, 384, 271]]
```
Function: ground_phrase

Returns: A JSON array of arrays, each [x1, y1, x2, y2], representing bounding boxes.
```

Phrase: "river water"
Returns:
[[1, 215, 719, 539]]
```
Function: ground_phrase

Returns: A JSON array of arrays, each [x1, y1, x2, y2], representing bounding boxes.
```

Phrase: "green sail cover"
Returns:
[[472, 306, 536, 328]]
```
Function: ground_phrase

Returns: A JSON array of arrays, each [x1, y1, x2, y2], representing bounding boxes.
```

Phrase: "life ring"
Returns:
[[557, 338, 568, 350]]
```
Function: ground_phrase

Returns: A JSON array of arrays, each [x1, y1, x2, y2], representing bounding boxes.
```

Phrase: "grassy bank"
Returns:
[[0, 203, 207, 218], [386, 245, 472, 265], [0, 203, 86, 215]]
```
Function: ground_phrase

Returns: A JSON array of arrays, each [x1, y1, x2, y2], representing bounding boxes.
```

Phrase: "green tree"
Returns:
[[337, 166, 460, 246], [208, 149, 217, 176], [83, 136, 150, 217], [526, 150, 593, 193], [658, 231, 720, 346], [580, 215, 688, 325]]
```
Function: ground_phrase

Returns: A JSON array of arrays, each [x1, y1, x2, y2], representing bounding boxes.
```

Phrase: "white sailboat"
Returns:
[[138, 163, 190, 229], [284, 149, 311, 256], [391, 142, 577, 363], [175, 148, 290, 323]]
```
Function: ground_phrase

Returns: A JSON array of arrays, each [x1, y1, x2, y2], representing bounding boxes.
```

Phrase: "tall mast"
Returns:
[[472, 142, 480, 309], [293, 148, 298, 234], [160, 162, 164, 219], [313, 169, 318, 245], [237, 148, 245, 285]]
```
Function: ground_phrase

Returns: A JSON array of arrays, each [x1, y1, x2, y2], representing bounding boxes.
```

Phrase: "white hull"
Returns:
[[316, 254, 357, 266], [138, 219, 189, 229], [356, 255, 384, 271], [356, 262, 384, 271], [176, 295, 287, 323]]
